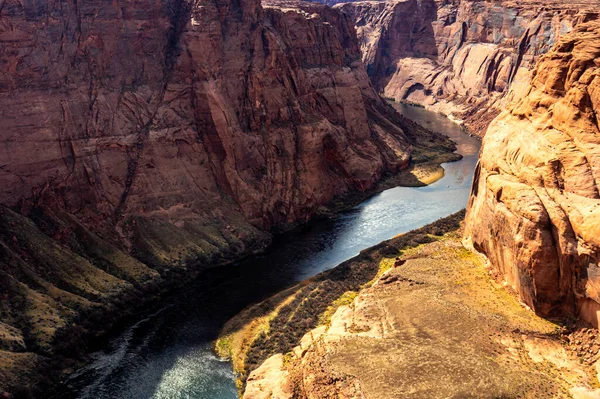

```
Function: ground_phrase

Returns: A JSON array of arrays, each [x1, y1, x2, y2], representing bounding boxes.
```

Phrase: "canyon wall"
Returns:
[[336, 0, 598, 134], [0, 0, 439, 392], [464, 21, 600, 325], [0, 0, 411, 234]]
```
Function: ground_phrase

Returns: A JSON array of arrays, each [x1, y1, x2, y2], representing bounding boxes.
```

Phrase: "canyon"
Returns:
[[229, 19, 600, 392], [219, 7, 600, 399], [0, 0, 455, 394], [332, 0, 600, 330], [1, 0, 600, 397], [336, 0, 599, 134]]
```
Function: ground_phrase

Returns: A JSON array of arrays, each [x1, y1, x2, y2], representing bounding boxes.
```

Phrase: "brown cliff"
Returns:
[[464, 21, 600, 326], [0, 0, 457, 393], [0, 0, 409, 232], [336, 0, 598, 134]]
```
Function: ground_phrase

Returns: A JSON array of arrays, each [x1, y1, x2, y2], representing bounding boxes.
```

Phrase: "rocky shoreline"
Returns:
[[215, 211, 467, 393], [220, 211, 600, 398]]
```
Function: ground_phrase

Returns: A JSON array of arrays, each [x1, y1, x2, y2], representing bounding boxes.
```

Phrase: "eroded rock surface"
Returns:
[[0, 0, 411, 233], [336, 0, 598, 134], [245, 235, 600, 398], [464, 22, 600, 326], [0, 0, 444, 393]]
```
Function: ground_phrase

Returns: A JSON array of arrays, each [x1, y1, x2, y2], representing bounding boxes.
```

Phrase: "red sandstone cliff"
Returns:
[[0, 0, 410, 233], [336, 0, 598, 134], [0, 0, 451, 393], [464, 21, 600, 326]]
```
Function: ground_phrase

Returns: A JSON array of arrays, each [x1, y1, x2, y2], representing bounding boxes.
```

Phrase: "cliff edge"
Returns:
[[464, 21, 600, 326]]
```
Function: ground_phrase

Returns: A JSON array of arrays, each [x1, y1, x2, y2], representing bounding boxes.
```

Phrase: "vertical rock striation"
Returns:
[[0, 0, 410, 234], [464, 21, 600, 325]]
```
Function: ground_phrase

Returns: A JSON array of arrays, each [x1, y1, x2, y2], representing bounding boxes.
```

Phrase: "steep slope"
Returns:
[[336, 0, 598, 134], [464, 21, 600, 326], [0, 0, 457, 394], [0, 0, 410, 233]]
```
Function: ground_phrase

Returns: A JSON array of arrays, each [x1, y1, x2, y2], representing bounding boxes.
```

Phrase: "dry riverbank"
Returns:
[[215, 212, 466, 393]]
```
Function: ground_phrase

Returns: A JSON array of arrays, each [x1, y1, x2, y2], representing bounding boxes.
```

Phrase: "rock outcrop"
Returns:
[[464, 21, 600, 326], [336, 0, 598, 134], [242, 224, 600, 399], [0, 0, 455, 393]]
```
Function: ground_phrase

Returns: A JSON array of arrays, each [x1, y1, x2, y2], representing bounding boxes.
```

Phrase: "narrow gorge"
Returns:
[[0, 0, 599, 398], [227, 17, 600, 399], [0, 0, 453, 394]]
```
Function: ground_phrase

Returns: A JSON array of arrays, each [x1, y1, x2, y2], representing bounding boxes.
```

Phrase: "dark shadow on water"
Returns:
[[57, 102, 480, 399], [56, 214, 368, 399]]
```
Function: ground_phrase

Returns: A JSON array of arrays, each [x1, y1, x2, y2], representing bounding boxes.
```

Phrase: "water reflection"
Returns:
[[60, 104, 480, 399]]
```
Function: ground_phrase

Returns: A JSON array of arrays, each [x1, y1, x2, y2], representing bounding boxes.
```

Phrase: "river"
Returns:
[[56, 103, 481, 399]]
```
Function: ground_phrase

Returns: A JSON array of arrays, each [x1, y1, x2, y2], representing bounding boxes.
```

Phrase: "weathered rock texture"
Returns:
[[0, 0, 411, 232], [243, 231, 600, 399], [336, 0, 599, 134], [0, 0, 450, 393], [464, 21, 600, 326]]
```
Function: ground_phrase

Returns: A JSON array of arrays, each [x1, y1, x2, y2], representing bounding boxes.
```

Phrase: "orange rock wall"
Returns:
[[464, 21, 600, 325]]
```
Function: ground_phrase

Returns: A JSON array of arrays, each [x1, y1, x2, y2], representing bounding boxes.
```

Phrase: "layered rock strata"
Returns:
[[336, 0, 598, 134], [464, 21, 600, 326], [0, 0, 452, 393]]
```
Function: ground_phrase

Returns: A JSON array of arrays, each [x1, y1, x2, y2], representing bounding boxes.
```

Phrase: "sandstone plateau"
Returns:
[[0, 0, 458, 393], [336, 0, 599, 134], [464, 21, 600, 326]]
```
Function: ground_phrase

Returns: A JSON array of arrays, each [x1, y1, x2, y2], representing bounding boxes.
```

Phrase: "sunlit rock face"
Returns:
[[0, 0, 413, 392], [464, 21, 600, 325], [336, 0, 598, 134]]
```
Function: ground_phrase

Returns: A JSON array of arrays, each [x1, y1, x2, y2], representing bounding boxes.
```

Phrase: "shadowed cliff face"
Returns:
[[464, 21, 600, 325], [336, 0, 598, 134], [0, 0, 410, 232], [0, 0, 432, 393]]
